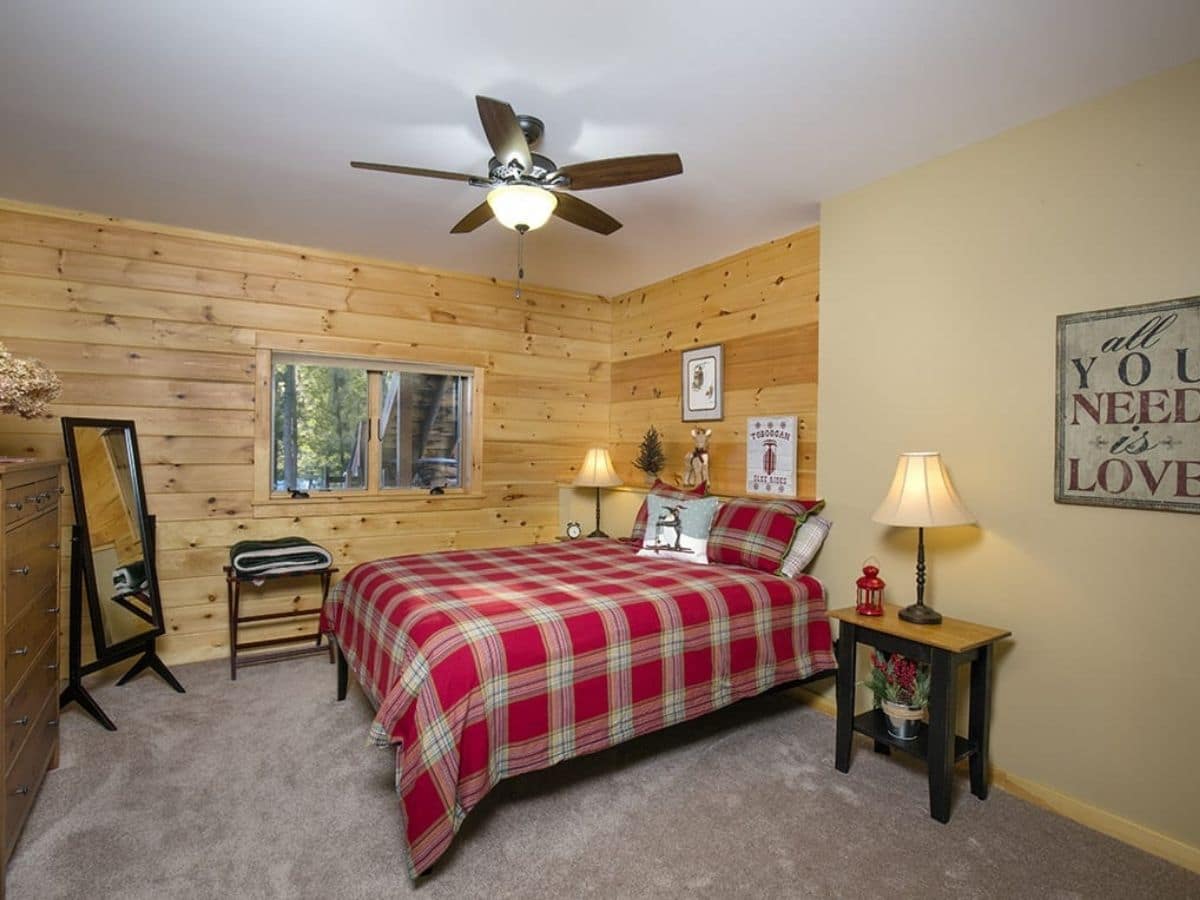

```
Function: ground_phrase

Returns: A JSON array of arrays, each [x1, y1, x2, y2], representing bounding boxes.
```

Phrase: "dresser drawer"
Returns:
[[4, 634, 57, 771], [4, 601, 58, 702], [3, 510, 60, 628], [4, 686, 57, 858], [3, 475, 58, 532]]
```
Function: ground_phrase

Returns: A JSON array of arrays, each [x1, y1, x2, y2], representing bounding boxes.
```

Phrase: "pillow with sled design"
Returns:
[[629, 479, 708, 543], [637, 494, 722, 565]]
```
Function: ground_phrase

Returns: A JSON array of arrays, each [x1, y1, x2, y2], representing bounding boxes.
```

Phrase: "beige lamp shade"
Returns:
[[574, 447, 622, 488], [872, 451, 975, 528]]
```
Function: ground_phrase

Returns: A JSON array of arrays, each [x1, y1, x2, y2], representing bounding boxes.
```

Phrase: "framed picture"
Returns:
[[681, 344, 723, 421], [746, 416, 798, 497], [1055, 294, 1200, 514]]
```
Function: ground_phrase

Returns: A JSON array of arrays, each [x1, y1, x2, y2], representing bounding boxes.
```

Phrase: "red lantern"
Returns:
[[856, 564, 885, 616]]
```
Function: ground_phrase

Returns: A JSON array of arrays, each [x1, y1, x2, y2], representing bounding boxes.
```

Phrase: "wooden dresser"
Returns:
[[0, 459, 62, 885]]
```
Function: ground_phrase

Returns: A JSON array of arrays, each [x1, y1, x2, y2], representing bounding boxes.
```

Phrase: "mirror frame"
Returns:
[[62, 417, 166, 661]]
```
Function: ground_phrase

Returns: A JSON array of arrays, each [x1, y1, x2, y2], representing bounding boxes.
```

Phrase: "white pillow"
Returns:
[[637, 494, 721, 565], [779, 515, 832, 577]]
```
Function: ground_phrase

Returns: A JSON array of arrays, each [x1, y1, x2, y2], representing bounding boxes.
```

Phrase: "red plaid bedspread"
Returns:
[[322, 538, 834, 876]]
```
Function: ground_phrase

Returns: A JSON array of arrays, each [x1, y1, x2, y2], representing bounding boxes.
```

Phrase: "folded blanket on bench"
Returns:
[[112, 559, 149, 596], [230, 537, 333, 578]]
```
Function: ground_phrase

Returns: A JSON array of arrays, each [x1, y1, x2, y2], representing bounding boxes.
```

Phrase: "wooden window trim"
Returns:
[[252, 347, 485, 509]]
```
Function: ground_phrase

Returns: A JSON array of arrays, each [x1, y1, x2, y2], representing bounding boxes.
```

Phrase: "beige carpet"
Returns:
[[8, 656, 1198, 899]]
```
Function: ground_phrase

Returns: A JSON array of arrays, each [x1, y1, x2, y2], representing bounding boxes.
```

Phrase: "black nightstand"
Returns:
[[829, 603, 1010, 822]]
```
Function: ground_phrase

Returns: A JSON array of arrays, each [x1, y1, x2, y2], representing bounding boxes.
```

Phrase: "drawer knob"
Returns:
[[10, 565, 30, 576], [46, 662, 58, 671], [11, 646, 29, 657], [12, 785, 29, 796], [48, 719, 59, 728], [6, 501, 21, 511], [48, 542, 60, 550], [46, 606, 61, 614], [11, 716, 28, 727]]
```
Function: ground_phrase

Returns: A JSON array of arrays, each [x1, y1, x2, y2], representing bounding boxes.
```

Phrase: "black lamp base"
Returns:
[[898, 602, 942, 625], [587, 486, 608, 539]]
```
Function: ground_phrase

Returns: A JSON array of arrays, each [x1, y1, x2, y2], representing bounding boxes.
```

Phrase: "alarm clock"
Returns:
[[565, 521, 582, 539]]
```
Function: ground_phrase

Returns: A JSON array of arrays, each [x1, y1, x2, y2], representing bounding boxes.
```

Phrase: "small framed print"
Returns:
[[681, 344, 723, 422]]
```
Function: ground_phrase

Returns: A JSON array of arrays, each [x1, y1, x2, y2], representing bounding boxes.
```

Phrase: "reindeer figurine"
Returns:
[[683, 428, 711, 487]]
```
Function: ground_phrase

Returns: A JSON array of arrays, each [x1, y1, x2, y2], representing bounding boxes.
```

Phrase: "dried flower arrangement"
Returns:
[[0, 343, 62, 419]]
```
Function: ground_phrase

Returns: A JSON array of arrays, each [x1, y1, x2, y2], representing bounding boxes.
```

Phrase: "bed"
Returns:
[[322, 537, 836, 877]]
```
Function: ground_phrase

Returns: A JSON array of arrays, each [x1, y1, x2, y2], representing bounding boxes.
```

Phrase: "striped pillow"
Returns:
[[707, 498, 805, 574], [630, 479, 708, 543], [767, 498, 825, 521], [779, 515, 833, 577]]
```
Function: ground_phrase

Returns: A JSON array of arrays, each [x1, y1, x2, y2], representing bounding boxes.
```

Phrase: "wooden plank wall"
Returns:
[[0, 200, 611, 664], [609, 226, 820, 497]]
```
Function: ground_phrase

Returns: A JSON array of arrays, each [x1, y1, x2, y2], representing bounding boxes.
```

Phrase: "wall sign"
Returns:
[[746, 415, 797, 497], [1056, 295, 1200, 514]]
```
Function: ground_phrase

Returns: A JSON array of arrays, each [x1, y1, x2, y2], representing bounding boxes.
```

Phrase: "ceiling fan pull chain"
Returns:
[[515, 226, 526, 299]]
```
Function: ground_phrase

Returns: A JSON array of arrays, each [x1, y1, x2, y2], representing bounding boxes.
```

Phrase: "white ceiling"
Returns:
[[1, 2, 1198, 296]]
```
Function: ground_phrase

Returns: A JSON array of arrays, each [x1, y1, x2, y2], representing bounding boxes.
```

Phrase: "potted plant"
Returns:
[[632, 425, 666, 485], [865, 650, 930, 741]]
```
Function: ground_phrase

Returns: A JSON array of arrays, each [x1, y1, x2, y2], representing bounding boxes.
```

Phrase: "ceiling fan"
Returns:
[[351, 96, 683, 236]]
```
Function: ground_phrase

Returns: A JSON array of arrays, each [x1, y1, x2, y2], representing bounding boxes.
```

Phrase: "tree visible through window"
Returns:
[[271, 354, 470, 494]]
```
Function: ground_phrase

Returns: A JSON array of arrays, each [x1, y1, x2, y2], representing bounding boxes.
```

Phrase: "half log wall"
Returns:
[[0, 200, 611, 664], [609, 227, 820, 496]]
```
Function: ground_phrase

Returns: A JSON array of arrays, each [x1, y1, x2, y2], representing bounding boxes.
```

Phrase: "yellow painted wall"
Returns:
[[0, 200, 610, 663], [815, 60, 1200, 858]]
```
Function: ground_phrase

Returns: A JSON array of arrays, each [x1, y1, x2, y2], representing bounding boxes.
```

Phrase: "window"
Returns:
[[266, 352, 477, 497]]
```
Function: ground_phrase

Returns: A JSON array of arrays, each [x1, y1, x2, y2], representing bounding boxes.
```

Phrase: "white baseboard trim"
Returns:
[[790, 686, 1199, 874]]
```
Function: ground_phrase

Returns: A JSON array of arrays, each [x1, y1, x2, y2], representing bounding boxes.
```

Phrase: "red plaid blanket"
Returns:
[[322, 539, 834, 876]]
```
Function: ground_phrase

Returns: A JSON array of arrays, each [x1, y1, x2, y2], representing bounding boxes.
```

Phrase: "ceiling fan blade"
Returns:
[[476, 96, 532, 172], [350, 161, 481, 182], [450, 201, 495, 234], [558, 153, 683, 190], [551, 193, 622, 235]]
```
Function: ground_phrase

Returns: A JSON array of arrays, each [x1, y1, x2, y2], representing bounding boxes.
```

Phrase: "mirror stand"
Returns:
[[59, 521, 184, 732], [114, 647, 185, 692]]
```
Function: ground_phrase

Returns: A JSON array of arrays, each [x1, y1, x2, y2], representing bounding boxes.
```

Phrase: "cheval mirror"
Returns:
[[60, 417, 184, 730]]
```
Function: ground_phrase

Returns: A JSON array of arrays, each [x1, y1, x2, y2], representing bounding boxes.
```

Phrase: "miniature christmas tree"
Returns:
[[633, 425, 666, 477]]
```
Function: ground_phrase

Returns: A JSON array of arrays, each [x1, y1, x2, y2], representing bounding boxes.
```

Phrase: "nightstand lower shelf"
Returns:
[[853, 709, 975, 762]]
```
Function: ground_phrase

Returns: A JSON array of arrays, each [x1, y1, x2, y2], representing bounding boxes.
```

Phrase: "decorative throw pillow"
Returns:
[[637, 494, 721, 565], [629, 479, 708, 543], [779, 515, 833, 578], [707, 497, 805, 574]]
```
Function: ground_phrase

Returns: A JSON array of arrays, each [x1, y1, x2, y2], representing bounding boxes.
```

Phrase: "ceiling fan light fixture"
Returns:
[[487, 184, 557, 231]]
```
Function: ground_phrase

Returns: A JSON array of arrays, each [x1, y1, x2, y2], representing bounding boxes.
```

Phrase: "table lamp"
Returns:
[[574, 447, 623, 537], [871, 451, 975, 625]]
